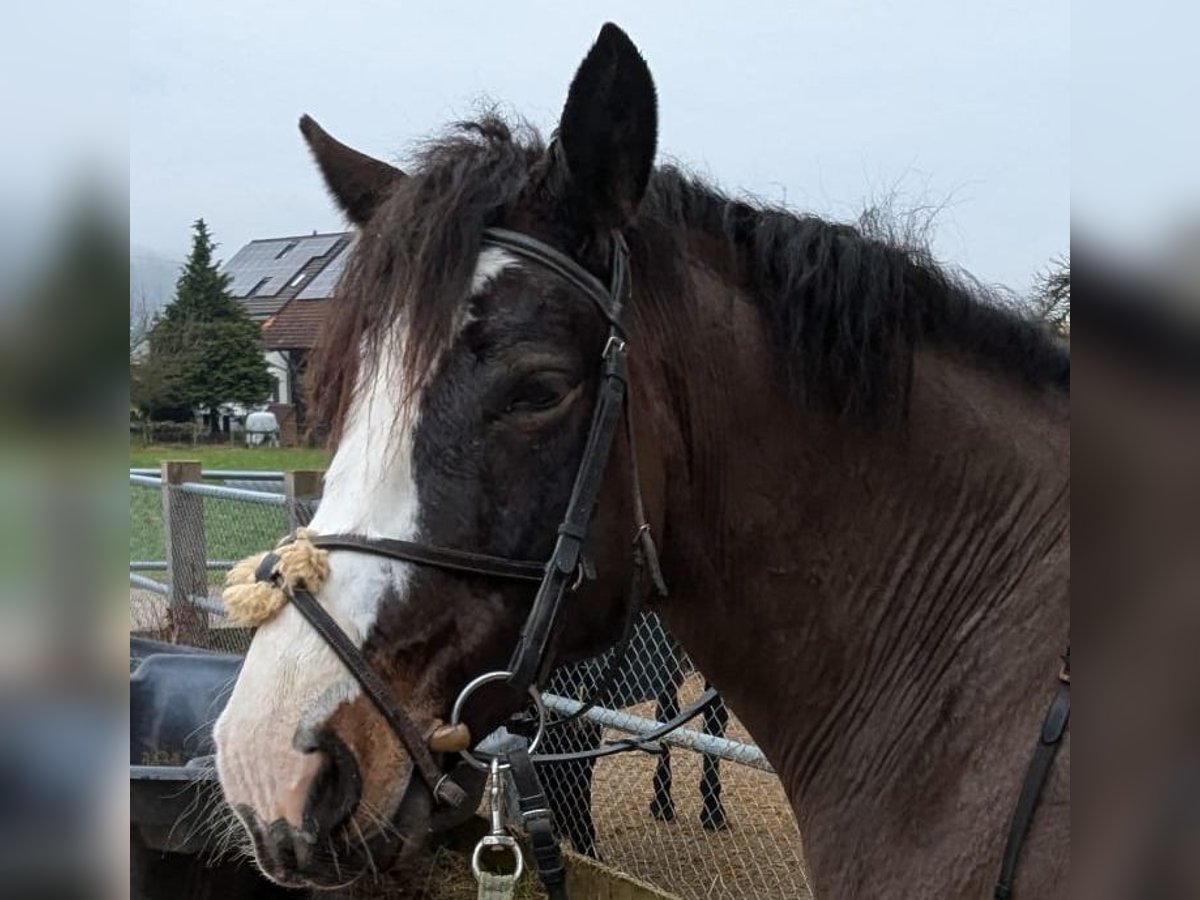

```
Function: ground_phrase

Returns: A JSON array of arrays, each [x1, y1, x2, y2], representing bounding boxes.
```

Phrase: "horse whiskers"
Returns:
[[209, 815, 254, 864], [170, 783, 248, 865], [357, 800, 406, 843], [326, 836, 343, 884], [362, 806, 394, 839], [350, 818, 380, 883], [302, 840, 369, 893], [161, 775, 226, 853], [206, 805, 238, 852], [198, 792, 254, 865]]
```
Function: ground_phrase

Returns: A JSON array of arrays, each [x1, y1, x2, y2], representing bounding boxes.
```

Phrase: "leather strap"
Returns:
[[282, 577, 467, 808], [546, 376, 669, 730], [484, 228, 626, 333], [310, 534, 545, 583], [624, 398, 668, 598], [249, 226, 639, 822], [506, 333, 629, 690], [507, 746, 568, 900], [993, 654, 1071, 899]]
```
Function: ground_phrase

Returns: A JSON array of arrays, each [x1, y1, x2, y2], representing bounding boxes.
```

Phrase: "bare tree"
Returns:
[[130, 290, 155, 358], [1032, 256, 1070, 334]]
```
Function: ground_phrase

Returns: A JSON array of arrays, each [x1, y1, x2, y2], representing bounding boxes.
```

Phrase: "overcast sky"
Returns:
[[130, 0, 1069, 293]]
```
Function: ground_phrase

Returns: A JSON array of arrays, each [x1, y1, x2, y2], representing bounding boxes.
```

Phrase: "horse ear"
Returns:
[[557, 23, 658, 229], [299, 115, 405, 226]]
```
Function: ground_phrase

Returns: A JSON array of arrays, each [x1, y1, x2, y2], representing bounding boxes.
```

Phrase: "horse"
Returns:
[[214, 23, 1069, 898], [539, 612, 729, 859]]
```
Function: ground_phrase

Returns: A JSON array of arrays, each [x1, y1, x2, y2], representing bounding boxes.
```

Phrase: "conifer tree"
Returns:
[[144, 219, 271, 430]]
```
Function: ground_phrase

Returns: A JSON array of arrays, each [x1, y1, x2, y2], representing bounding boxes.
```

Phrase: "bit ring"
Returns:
[[449, 670, 546, 771]]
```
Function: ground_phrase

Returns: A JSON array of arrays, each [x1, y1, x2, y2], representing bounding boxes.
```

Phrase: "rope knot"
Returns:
[[222, 529, 330, 626]]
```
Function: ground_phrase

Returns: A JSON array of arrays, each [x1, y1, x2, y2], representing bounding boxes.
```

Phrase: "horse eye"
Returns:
[[505, 375, 571, 414]]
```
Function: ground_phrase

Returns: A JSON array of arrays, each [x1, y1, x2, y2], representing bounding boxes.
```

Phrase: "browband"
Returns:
[[482, 228, 628, 332]]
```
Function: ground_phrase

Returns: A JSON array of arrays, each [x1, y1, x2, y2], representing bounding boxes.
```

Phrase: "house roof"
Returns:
[[222, 231, 352, 319], [262, 297, 334, 350]]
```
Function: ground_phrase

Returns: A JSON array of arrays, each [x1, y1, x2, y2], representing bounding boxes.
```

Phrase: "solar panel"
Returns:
[[223, 234, 343, 298], [297, 238, 355, 299]]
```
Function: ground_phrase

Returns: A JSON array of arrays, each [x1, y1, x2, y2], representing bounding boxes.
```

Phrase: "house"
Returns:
[[221, 231, 353, 441]]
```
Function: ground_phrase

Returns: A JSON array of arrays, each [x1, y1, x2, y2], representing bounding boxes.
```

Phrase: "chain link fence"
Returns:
[[129, 467, 810, 898], [129, 469, 302, 656], [539, 616, 811, 899]]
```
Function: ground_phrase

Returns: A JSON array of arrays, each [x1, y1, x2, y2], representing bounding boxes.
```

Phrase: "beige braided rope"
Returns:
[[222, 528, 331, 626]]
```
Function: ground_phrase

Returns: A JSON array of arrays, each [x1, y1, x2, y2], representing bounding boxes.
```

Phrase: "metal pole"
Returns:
[[540, 693, 773, 772], [161, 461, 209, 645]]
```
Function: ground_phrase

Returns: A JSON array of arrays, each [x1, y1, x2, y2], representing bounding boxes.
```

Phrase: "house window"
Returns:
[[274, 241, 298, 259], [289, 271, 307, 288], [248, 277, 271, 297]]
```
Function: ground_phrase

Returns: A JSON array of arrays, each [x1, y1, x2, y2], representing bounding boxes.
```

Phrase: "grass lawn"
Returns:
[[130, 443, 328, 578], [130, 484, 290, 579], [130, 443, 330, 471], [130, 487, 292, 571]]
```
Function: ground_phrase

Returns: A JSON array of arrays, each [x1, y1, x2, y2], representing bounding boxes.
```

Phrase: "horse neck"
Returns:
[[644, 273, 1069, 893]]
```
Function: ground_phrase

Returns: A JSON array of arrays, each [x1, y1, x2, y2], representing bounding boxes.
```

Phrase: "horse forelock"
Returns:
[[308, 115, 545, 444]]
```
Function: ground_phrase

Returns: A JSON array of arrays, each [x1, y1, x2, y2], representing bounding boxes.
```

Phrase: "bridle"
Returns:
[[248, 225, 666, 866], [242, 225, 1068, 899], [242, 225, 673, 897]]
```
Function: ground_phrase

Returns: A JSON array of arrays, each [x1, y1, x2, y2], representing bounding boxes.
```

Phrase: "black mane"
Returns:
[[310, 116, 1069, 433], [639, 167, 1069, 418]]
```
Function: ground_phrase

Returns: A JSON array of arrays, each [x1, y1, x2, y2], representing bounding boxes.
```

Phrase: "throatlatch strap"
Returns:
[[507, 747, 568, 900], [624, 399, 668, 598], [284, 580, 466, 808], [993, 668, 1070, 899]]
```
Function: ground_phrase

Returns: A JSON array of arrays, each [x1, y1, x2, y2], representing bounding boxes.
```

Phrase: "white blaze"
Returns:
[[471, 246, 515, 295], [214, 247, 517, 822]]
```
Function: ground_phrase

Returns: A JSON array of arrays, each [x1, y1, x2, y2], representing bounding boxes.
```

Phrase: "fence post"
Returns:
[[285, 469, 324, 530], [162, 460, 209, 645]]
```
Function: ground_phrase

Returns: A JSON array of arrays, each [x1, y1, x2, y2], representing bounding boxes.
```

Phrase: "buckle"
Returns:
[[602, 334, 627, 360], [569, 555, 596, 592]]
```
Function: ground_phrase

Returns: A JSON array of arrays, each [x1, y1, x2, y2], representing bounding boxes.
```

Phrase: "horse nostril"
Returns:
[[304, 731, 362, 838]]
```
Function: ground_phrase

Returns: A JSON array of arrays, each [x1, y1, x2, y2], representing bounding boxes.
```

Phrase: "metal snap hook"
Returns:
[[471, 757, 524, 883], [471, 834, 524, 883]]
